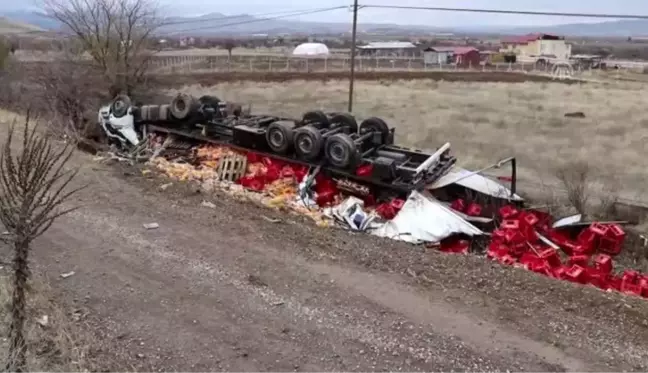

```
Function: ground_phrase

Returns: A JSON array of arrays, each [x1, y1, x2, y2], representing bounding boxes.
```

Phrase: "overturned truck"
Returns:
[[98, 93, 457, 197]]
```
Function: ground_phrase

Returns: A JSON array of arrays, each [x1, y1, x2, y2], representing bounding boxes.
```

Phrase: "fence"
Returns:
[[149, 54, 562, 75]]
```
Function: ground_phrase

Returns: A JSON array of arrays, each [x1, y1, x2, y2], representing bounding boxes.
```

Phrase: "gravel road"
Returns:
[[29, 155, 648, 372]]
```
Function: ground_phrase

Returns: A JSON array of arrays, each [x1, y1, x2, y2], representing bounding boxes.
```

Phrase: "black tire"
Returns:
[[294, 126, 324, 160], [302, 110, 330, 129], [111, 94, 131, 118], [325, 133, 360, 169], [170, 93, 199, 120], [359, 117, 390, 145], [266, 121, 295, 154], [329, 112, 358, 133]]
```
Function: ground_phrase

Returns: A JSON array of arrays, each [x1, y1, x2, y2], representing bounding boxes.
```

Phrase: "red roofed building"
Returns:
[[500, 33, 571, 61], [423, 46, 481, 68]]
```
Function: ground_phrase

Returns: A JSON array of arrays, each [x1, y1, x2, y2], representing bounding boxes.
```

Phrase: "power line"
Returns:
[[159, 6, 350, 36], [360, 4, 648, 20]]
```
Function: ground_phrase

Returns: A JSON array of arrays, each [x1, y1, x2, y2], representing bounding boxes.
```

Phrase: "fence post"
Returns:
[[408, 58, 411, 70], [286, 57, 290, 71], [249, 58, 253, 71], [268, 57, 272, 71], [324, 57, 327, 72]]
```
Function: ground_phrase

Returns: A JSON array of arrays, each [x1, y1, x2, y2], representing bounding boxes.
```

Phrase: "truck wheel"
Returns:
[[294, 125, 324, 161], [302, 110, 330, 129], [170, 93, 199, 120], [359, 117, 389, 145], [266, 121, 295, 154], [330, 113, 358, 133], [111, 95, 131, 118], [325, 133, 359, 169]]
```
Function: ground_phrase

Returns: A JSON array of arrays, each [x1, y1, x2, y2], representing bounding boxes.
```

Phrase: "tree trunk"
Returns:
[[7, 238, 29, 372]]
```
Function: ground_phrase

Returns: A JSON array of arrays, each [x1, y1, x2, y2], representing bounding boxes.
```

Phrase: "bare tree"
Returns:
[[42, 0, 161, 96], [1, 114, 85, 372]]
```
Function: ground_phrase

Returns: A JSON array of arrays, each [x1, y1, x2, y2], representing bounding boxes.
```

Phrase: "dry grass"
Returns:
[[0, 272, 88, 371], [174, 79, 648, 203]]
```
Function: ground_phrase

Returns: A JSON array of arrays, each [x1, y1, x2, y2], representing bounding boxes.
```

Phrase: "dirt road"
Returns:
[[29, 155, 648, 372]]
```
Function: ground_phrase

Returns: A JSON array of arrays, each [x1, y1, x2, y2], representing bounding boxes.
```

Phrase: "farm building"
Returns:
[[356, 41, 420, 57], [500, 33, 572, 61], [423, 46, 481, 68], [292, 42, 330, 57]]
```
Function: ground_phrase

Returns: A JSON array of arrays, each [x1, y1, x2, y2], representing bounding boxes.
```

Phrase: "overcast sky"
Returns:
[[4, 0, 648, 27]]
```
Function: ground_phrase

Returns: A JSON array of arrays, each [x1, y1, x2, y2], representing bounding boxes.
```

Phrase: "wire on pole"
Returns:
[[359, 4, 648, 20]]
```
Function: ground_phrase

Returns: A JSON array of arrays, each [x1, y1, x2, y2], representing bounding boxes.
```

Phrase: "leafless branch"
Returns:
[[1, 114, 83, 372]]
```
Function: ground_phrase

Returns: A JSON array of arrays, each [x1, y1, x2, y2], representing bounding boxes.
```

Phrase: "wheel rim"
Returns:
[[297, 134, 313, 154], [269, 129, 284, 148], [329, 142, 345, 163], [176, 99, 186, 112]]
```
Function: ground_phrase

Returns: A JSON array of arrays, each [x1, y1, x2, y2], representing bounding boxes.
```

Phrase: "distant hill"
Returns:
[[158, 12, 450, 37], [3, 9, 648, 38], [498, 20, 648, 38], [0, 11, 58, 32], [0, 15, 43, 34]]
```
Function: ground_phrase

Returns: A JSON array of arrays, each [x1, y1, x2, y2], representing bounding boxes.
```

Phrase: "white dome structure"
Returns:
[[291, 43, 330, 57]]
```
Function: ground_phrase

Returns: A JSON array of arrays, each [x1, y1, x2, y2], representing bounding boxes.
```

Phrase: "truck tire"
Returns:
[[294, 125, 324, 161], [111, 95, 131, 118], [325, 133, 360, 169], [302, 110, 330, 129], [266, 121, 295, 154], [330, 112, 358, 133], [170, 93, 199, 120], [359, 117, 389, 145]]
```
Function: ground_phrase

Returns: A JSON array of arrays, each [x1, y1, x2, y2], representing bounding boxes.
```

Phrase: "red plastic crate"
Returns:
[[621, 270, 639, 286], [522, 212, 540, 227], [487, 243, 509, 260], [539, 248, 562, 268], [499, 254, 517, 266], [465, 203, 482, 217], [566, 265, 588, 284], [593, 254, 613, 274], [589, 222, 610, 236], [576, 229, 598, 253], [567, 254, 590, 267], [599, 236, 623, 255], [500, 219, 520, 230], [499, 205, 519, 219], [552, 265, 569, 280], [606, 223, 626, 241], [450, 199, 466, 212]]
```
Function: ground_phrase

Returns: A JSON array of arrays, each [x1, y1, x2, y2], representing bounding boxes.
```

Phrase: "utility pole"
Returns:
[[347, 0, 359, 113]]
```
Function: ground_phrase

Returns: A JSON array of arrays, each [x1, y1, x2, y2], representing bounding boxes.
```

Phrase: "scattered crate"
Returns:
[[216, 154, 247, 182]]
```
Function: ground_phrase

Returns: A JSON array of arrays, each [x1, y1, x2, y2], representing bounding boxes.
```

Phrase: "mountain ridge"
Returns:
[[1, 9, 646, 37]]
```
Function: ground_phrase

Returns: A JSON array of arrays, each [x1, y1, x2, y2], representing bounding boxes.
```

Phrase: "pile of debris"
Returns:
[[144, 142, 648, 300]]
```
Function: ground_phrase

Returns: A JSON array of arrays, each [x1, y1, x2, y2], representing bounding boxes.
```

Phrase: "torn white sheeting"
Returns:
[[552, 214, 583, 228], [370, 191, 483, 244], [429, 166, 524, 201], [326, 196, 376, 231]]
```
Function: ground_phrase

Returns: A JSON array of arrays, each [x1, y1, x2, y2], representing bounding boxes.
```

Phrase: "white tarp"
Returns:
[[429, 166, 524, 201], [292, 43, 330, 57], [370, 191, 483, 244]]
